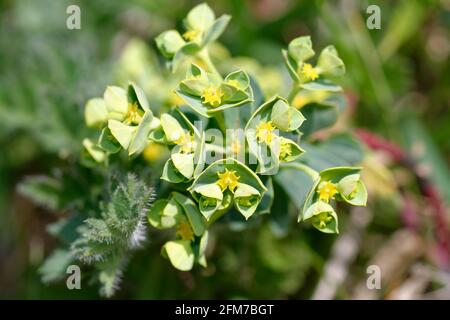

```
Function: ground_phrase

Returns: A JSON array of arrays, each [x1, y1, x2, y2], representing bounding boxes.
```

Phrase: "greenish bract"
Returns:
[[37, 4, 367, 296]]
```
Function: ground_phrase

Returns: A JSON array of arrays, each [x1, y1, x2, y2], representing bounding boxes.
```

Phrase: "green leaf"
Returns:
[[171, 152, 195, 179], [128, 82, 150, 112], [85, 98, 107, 128], [128, 111, 154, 156], [103, 86, 128, 115], [39, 249, 74, 283], [234, 183, 261, 219], [155, 30, 185, 58], [202, 14, 231, 46], [255, 177, 274, 215], [161, 159, 187, 183], [300, 134, 364, 171], [300, 81, 342, 92], [185, 3, 215, 32], [160, 113, 185, 142], [270, 99, 305, 131], [190, 183, 223, 220], [337, 174, 367, 206], [18, 175, 63, 211], [288, 36, 315, 63], [108, 120, 136, 150], [83, 138, 107, 163], [98, 127, 121, 154], [162, 240, 195, 271], [317, 45, 345, 77], [147, 199, 169, 229], [172, 192, 206, 236]]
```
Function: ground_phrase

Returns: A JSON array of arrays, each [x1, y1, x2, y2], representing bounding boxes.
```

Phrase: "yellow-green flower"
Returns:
[[216, 169, 240, 192], [279, 139, 293, 160], [255, 121, 277, 144], [301, 63, 319, 81], [183, 29, 202, 42], [174, 132, 196, 154], [312, 211, 334, 229], [201, 86, 224, 107], [317, 181, 338, 202]]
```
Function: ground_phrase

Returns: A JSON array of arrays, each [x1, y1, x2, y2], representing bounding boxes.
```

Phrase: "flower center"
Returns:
[[176, 220, 194, 241], [301, 63, 319, 81], [313, 212, 333, 229], [174, 132, 195, 153], [183, 29, 201, 41], [255, 121, 277, 144], [317, 181, 338, 202], [124, 102, 142, 125], [201, 86, 223, 107], [279, 140, 292, 160], [216, 169, 240, 192]]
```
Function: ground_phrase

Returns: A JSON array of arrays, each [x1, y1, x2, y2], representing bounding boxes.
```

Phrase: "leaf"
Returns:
[[83, 138, 107, 163], [287, 36, 315, 63], [160, 113, 185, 142], [161, 159, 187, 183], [171, 152, 195, 179], [202, 14, 231, 46], [85, 98, 107, 128], [255, 177, 274, 215], [128, 110, 154, 156], [317, 45, 345, 77], [300, 134, 364, 171], [185, 3, 215, 32], [172, 192, 206, 236], [39, 249, 74, 283], [103, 86, 128, 115], [270, 99, 305, 131], [274, 163, 317, 211], [98, 127, 121, 154], [128, 82, 151, 112], [155, 30, 185, 58], [18, 175, 63, 211], [300, 81, 342, 92], [108, 120, 136, 150]]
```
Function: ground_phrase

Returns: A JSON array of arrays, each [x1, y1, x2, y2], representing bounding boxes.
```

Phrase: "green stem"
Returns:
[[197, 49, 221, 79], [287, 85, 300, 104]]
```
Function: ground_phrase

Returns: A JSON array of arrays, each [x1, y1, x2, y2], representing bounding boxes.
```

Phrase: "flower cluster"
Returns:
[[82, 3, 368, 271]]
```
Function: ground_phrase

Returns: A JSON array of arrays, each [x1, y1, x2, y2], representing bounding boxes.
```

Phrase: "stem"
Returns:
[[287, 85, 300, 104], [213, 111, 226, 134], [197, 49, 221, 79]]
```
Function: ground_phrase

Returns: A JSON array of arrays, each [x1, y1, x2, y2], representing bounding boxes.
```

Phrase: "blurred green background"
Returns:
[[0, 0, 449, 299]]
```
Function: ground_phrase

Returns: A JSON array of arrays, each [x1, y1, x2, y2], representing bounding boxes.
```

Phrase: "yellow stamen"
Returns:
[[255, 121, 277, 144], [176, 220, 194, 241], [183, 29, 201, 41], [315, 212, 333, 229], [174, 132, 195, 153], [124, 102, 142, 125], [279, 140, 292, 160], [317, 181, 338, 202], [216, 169, 240, 192], [201, 86, 223, 108], [301, 63, 319, 81]]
